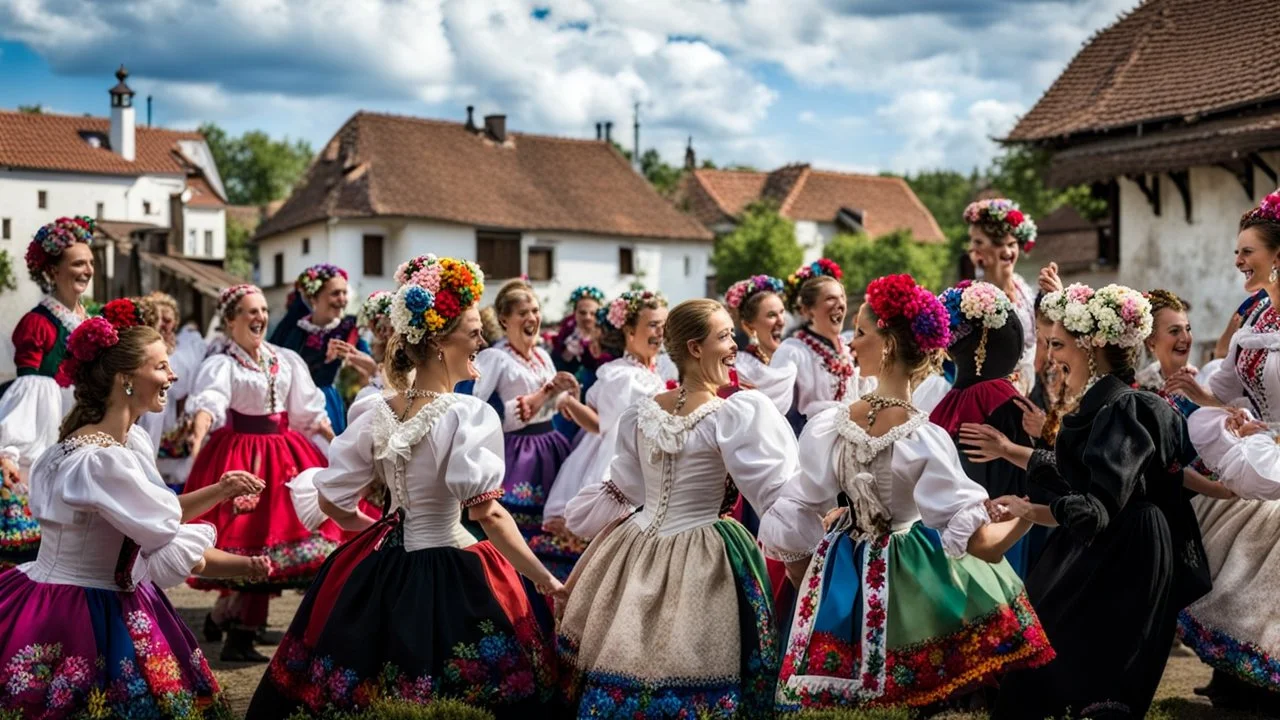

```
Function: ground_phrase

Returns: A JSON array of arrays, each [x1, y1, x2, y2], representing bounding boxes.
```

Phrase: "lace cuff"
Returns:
[[602, 480, 629, 505], [461, 489, 504, 509], [1028, 448, 1056, 477]]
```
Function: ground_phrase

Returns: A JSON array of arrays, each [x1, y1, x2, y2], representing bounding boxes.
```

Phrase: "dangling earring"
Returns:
[[437, 348, 445, 363], [124, 380, 134, 396], [1270, 266, 1278, 284], [880, 344, 892, 373]]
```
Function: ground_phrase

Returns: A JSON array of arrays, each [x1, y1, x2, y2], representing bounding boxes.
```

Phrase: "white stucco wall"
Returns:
[[183, 207, 227, 260], [1117, 154, 1280, 360]]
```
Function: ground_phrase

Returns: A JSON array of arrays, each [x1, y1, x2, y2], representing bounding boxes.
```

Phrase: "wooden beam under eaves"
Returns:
[[1126, 174, 1161, 217], [1168, 170, 1192, 224], [1217, 160, 1255, 202]]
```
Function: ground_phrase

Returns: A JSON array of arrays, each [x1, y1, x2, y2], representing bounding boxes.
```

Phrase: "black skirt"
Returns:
[[247, 513, 561, 719]]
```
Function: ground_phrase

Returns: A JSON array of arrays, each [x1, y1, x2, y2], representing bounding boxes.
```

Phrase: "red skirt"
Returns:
[[183, 411, 343, 591]]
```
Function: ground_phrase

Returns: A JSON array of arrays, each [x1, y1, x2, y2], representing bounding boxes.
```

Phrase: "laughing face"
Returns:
[[803, 280, 846, 339], [1046, 321, 1092, 397], [52, 243, 95, 301], [968, 226, 1018, 283], [574, 298, 600, 336], [503, 295, 542, 349], [1148, 308, 1192, 374], [310, 276, 350, 324], [626, 306, 668, 361], [850, 304, 886, 378], [742, 292, 787, 355], [128, 339, 177, 415], [228, 292, 269, 356], [156, 305, 178, 350], [1236, 227, 1280, 292], [687, 308, 738, 387], [438, 305, 486, 382]]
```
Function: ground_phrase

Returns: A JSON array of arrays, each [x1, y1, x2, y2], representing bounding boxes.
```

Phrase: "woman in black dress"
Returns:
[[960, 283, 1208, 719]]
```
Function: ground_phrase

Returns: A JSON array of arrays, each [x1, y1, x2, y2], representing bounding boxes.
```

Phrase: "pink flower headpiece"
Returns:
[[56, 317, 119, 387], [26, 216, 95, 293], [725, 275, 784, 314], [217, 284, 263, 319], [865, 274, 951, 352], [1247, 189, 1280, 224]]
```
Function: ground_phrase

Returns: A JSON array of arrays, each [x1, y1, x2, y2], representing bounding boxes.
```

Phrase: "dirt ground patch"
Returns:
[[167, 585, 1268, 719]]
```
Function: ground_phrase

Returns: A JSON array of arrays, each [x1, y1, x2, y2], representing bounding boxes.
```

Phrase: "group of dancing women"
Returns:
[[6, 187, 1280, 720]]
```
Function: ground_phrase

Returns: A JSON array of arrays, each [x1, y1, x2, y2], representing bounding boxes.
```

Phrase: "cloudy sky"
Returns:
[[0, 0, 1137, 175]]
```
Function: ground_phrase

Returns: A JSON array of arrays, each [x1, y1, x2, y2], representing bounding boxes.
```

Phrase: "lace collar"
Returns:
[[834, 407, 928, 465], [623, 352, 659, 373], [40, 295, 86, 334], [225, 341, 278, 374], [635, 395, 724, 456], [373, 394, 459, 467], [297, 314, 341, 334]]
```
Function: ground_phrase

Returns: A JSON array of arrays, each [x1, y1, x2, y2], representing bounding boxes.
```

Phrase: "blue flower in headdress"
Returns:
[[403, 286, 434, 313]]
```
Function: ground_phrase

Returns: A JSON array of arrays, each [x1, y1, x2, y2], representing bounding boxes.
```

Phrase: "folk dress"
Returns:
[[138, 328, 208, 492], [732, 345, 798, 416], [558, 391, 797, 719], [0, 425, 227, 719], [772, 329, 875, 434], [760, 406, 1052, 711], [248, 393, 557, 719]]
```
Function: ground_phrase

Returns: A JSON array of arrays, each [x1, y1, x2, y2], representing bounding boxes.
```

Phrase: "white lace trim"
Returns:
[[834, 408, 928, 465], [219, 342, 288, 414], [373, 395, 459, 512], [40, 295, 85, 334], [635, 395, 725, 456], [297, 315, 341, 334], [1236, 331, 1280, 351]]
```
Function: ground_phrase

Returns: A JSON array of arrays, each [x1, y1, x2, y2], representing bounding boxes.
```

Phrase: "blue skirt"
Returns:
[[320, 385, 347, 436]]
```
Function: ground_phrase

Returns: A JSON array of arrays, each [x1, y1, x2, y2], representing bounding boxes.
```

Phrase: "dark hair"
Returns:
[[664, 299, 725, 381], [1240, 212, 1280, 251], [865, 306, 942, 386], [59, 326, 164, 440], [602, 296, 667, 353], [971, 218, 1014, 248], [1099, 343, 1139, 386], [1146, 289, 1190, 317]]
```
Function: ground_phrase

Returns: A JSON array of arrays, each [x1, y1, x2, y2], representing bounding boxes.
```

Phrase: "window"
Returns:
[[527, 247, 554, 282], [363, 234, 385, 276], [273, 253, 285, 287], [302, 237, 311, 255], [618, 246, 635, 275], [475, 230, 522, 279], [37, 191, 47, 209], [204, 230, 214, 257], [683, 255, 691, 277], [186, 229, 196, 256], [96, 202, 104, 219], [1, 219, 9, 240], [143, 200, 152, 215]]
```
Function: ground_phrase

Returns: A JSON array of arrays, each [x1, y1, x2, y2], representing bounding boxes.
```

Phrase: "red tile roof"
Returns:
[[256, 112, 713, 242], [0, 110, 204, 176], [185, 175, 226, 209], [678, 165, 945, 242], [1007, 0, 1280, 142]]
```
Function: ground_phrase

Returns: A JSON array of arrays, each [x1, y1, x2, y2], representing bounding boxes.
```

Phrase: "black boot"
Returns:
[[255, 627, 284, 646], [202, 613, 224, 643], [220, 628, 269, 663]]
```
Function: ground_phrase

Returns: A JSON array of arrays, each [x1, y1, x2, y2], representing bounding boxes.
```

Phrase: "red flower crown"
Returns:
[[864, 274, 951, 352]]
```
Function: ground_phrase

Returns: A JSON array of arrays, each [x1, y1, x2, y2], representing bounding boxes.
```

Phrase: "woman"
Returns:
[[0, 217, 94, 567], [272, 263, 376, 436], [929, 281, 1041, 577], [470, 279, 578, 578], [962, 283, 1208, 719], [725, 274, 798, 415], [1170, 190, 1280, 712], [0, 315, 270, 718], [129, 293, 197, 491], [760, 274, 1050, 712], [773, 259, 872, 433], [543, 291, 669, 538], [558, 298, 796, 719], [248, 255, 563, 719], [551, 286, 612, 440], [964, 198, 1038, 394], [352, 290, 395, 409], [185, 284, 342, 662]]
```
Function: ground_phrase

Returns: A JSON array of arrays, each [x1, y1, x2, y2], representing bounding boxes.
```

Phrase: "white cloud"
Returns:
[[798, 111, 818, 124], [877, 90, 1024, 173]]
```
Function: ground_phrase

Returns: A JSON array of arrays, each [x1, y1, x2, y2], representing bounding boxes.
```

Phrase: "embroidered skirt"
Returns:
[[779, 522, 1053, 711], [183, 411, 343, 591], [0, 569, 231, 719], [246, 514, 559, 719], [501, 424, 576, 579], [558, 518, 777, 719], [0, 483, 39, 568]]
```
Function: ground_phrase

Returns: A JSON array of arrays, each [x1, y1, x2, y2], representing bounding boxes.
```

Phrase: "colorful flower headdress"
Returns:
[[1040, 283, 1152, 349], [725, 275, 785, 314], [26, 216, 95, 291], [358, 290, 395, 333], [296, 263, 348, 298], [938, 281, 1013, 374], [567, 286, 606, 310], [55, 316, 119, 387], [963, 198, 1037, 251], [784, 259, 842, 313], [390, 254, 486, 343], [602, 290, 667, 331], [865, 274, 951, 352], [1246, 188, 1280, 224], [103, 298, 148, 330], [217, 284, 263, 319]]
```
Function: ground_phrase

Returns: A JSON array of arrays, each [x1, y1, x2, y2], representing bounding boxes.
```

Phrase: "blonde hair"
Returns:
[[60, 326, 163, 440], [493, 280, 537, 325], [663, 298, 726, 381]]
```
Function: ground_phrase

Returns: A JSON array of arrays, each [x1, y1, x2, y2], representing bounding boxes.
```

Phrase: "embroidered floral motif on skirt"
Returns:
[[0, 485, 40, 566], [1178, 611, 1280, 691]]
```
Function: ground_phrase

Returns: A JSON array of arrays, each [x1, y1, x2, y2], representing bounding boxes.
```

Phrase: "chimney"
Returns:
[[595, 122, 603, 140], [684, 136, 696, 170], [484, 114, 507, 143], [108, 64, 136, 162], [465, 106, 477, 132], [605, 121, 613, 144], [146, 95, 152, 127]]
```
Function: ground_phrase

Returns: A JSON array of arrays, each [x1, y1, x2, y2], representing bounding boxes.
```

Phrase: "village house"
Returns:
[[673, 151, 945, 260], [1005, 0, 1280, 359], [253, 110, 715, 320], [0, 66, 237, 378]]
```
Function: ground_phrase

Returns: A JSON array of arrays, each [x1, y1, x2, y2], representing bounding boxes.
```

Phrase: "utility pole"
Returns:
[[633, 101, 641, 172]]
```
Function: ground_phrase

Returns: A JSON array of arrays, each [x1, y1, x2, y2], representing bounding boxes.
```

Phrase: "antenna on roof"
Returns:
[[147, 95, 152, 127], [632, 101, 641, 172]]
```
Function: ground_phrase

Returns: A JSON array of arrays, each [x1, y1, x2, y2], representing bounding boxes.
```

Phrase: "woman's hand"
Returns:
[[1164, 367, 1217, 408], [313, 418, 335, 442], [1038, 262, 1063, 294], [958, 423, 1014, 463], [987, 495, 1034, 522], [0, 458, 19, 492], [822, 506, 847, 532], [244, 555, 272, 579], [218, 470, 265, 501], [551, 371, 579, 395], [1013, 396, 1046, 440]]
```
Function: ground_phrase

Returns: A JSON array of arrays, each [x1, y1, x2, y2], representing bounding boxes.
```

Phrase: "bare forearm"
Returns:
[[196, 549, 253, 578], [563, 398, 600, 434], [179, 485, 227, 522], [1004, 444, 1033, 470], [473, 503, 557, 587], [319, 494, 374, 532], [967, 518, 1032, 562]]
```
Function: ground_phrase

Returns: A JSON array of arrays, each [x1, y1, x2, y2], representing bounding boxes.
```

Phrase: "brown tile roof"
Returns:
[[0, 109, 204, 176], [96, 219, 162, 241], [679, 165, 945, 242], [185, 175, 226, 209], [256, 112, 713, 242], [139, 251, 243, 298], [1007, 0, 1280, 143]]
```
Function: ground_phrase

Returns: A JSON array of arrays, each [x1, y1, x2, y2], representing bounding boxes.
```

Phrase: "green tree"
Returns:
[[224, 218, 255, 281], [825, 229, 948, 299], [710, 201, 803, 293], [199, 123, 314, 205], [17, 104, 43, 114], [0, 249, 17, 293]]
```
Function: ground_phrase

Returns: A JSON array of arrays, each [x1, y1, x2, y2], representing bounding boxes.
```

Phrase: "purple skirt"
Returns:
[[500, 424, 576, 578], [0, 568, 232, 719]]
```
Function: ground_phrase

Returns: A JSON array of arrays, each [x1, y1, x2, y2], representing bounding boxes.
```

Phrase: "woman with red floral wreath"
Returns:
[[759, 274, 1052, 713], [184, 284, 343, 662], [248, 254, 565, 719], [772, 258, 874, 434], [0, 217, 96, 567], [964, 198, 1039, 394]]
